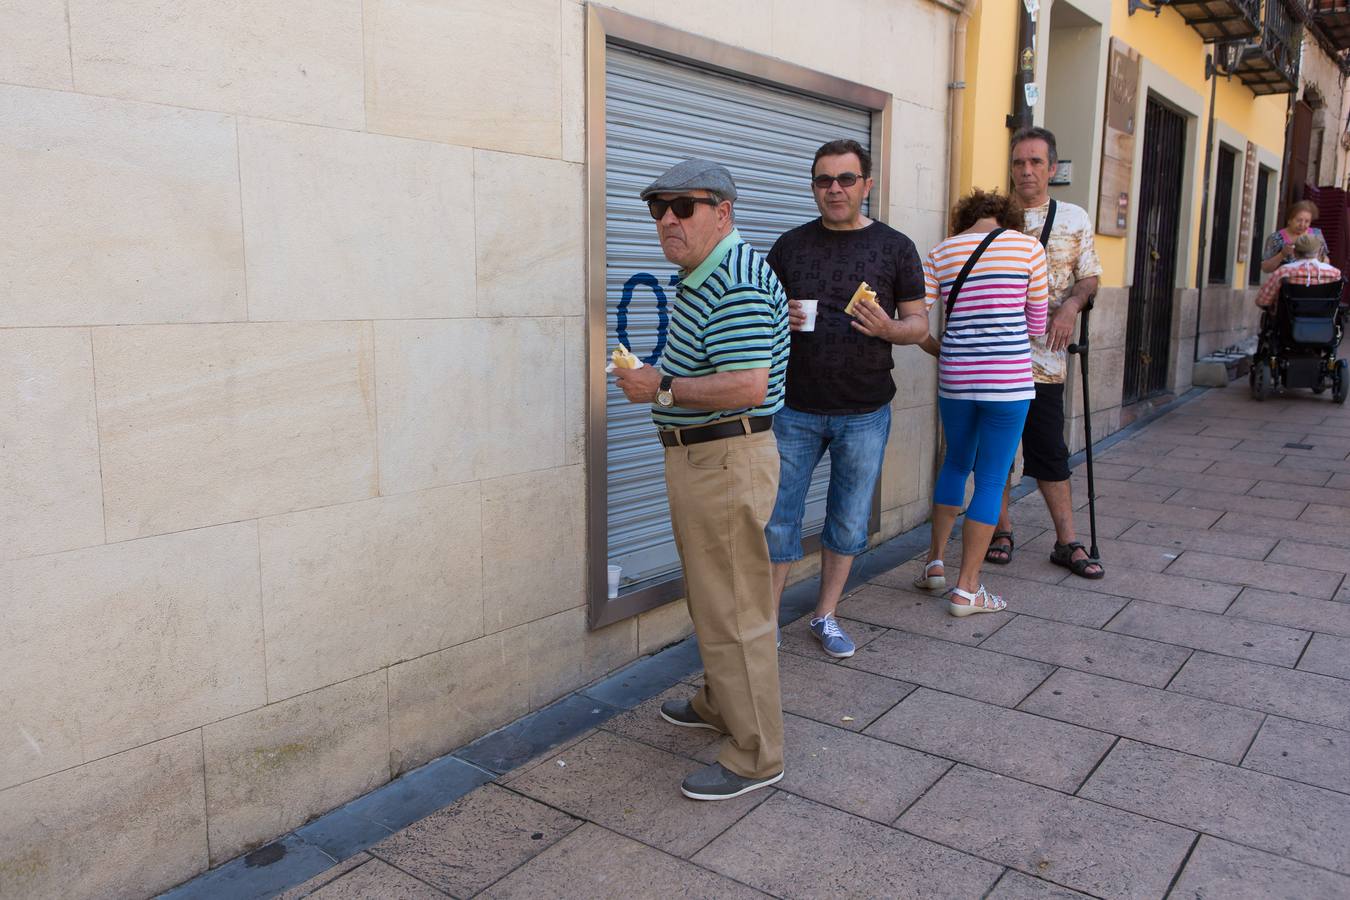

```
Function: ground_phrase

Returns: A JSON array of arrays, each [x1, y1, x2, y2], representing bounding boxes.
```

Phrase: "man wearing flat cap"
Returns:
[[613, 158, 789, 801]]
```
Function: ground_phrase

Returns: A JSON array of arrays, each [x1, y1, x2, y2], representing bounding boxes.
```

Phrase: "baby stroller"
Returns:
[[1250, 280, 1348, 403]]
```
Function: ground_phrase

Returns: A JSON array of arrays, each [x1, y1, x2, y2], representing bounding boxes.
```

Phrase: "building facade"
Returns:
[[0, 2, 960, 896]]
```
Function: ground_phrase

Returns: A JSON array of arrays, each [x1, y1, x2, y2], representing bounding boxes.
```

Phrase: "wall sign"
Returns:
[[1237, 141, 1258, 263], [1098, 37, 1140, 237]]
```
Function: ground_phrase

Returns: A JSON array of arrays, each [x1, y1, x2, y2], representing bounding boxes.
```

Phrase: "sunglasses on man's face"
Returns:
[[647, 196, 720, 220], [811, 172, 864, 189]]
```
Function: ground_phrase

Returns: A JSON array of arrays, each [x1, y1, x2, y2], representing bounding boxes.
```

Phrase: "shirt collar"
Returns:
[[681, 230, 740, 290]]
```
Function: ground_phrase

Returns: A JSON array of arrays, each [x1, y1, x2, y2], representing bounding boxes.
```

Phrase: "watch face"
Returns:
[[656, 390, 674, 408]]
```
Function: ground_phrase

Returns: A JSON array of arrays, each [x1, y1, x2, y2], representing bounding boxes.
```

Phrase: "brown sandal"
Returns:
[[1050, 541, 1105, 579], [986, 531, 1014, 565]]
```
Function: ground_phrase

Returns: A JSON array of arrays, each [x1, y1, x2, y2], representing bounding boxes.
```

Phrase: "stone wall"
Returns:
[[0, 1, 956, 896]]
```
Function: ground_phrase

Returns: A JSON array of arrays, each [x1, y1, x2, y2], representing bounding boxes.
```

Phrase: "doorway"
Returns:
[[1124, 97, 1187, 403]]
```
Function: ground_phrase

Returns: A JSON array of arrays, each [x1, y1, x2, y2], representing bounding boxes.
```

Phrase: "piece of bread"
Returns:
[[611, 345, 642, 369], [844, 281, 878, 315]]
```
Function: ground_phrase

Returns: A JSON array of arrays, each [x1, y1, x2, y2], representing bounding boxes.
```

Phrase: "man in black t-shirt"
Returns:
[[764, 139, 929, 658]]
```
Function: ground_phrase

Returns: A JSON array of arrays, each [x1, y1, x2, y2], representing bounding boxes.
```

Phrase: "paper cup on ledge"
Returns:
[[606, 565, 622, 599], [798, 299, 819, 332]]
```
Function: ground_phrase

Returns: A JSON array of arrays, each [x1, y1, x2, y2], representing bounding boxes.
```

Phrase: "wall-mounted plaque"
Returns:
[[1237, 140, 1258, 263], [1097, 37, 1140, 237]]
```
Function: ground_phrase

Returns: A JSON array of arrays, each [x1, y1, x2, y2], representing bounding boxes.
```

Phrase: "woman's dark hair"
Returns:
[[951, 188, 1024, 234], [1288, 199, 1319, 222]]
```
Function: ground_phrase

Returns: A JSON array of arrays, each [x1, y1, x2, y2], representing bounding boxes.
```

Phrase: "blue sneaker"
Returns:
[[809, 614, 855, 658]]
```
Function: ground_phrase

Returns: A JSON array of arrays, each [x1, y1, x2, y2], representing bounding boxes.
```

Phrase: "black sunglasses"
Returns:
[[811, 172, 864, 189], [647, 196, 720, 220]]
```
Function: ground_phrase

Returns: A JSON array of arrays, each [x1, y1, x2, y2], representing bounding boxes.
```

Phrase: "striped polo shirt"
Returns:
[[923, 229, 1049, 403], [653, 229, 789, 429]]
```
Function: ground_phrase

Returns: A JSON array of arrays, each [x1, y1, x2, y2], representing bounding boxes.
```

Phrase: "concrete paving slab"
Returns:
[[1202, 459, 1332, 486], [1166, 550, 1341, 598], [1241, 716, 1350, 794], [599, 686, 724, 760], [837, 582, 1014, 644], [1128, 466, 1256, 495], [1105, 599, 1309, 666], [1227, 588, 1350, 637], [275, 854, 371, 900], [1079, 740, 1350, 875], [1115, 521, 1276, 560], [478, 823, 769, 900], [979, 616, 1190, 687], [1251, 479, 1350, 509], [775, 647, 916, 732], [864, 688, 1112, 792], [778, 713, 950, 824], [308, 859, 443, 899], [1022, 530, 1174, 574], [507, 731, 768, 859], [1097, 495, 1225, 528], [1212, 510, 1350, 550], [1297, 633, 1350, 679], [1301, 501, 1350, 528], [1074, 568, 1240, 613], [1164, 488, 1307, 520], [1164, 444, 1284, 465], [985, 870, 1095, 898], [932, 571, 1128, 629], [693, 792, 1002, 899], [1017, 668, 1263, 764], [1068, 475, 1179, 505], [778, 613, 887, 662], [844, 630, 1054, 708], [1170, 836, 1350, 900], [1266, 539, 1350, 575], [898, 765, 1193, 900], [1168, 651, 1350, 729]]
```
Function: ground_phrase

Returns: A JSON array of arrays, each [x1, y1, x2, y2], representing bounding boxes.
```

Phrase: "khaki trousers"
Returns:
[[664, 427, 784, 779]]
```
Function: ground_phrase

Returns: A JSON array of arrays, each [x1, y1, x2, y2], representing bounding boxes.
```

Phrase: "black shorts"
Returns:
[[1021, 382, 1071, 482]]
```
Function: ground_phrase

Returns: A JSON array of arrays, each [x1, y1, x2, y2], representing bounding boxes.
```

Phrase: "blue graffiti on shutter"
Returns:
[[615, 273, 678, 365]]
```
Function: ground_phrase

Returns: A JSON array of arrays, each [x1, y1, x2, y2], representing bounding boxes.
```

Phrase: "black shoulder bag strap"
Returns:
[[944, 228, 1005, 326], [1038, 198, 1057, 249]]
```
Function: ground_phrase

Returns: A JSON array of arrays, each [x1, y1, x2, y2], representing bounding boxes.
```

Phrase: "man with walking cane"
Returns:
[[987, 127, 1105, 578]]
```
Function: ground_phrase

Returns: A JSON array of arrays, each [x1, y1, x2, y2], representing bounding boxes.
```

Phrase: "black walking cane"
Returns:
[[1066, 298, 1100, 562]]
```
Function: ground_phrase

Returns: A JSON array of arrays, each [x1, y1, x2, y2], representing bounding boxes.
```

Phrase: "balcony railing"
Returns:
[[1311, 0, 1350, 50], [1233, 0, 1304, 94], [1169, 0, 1262, 41]]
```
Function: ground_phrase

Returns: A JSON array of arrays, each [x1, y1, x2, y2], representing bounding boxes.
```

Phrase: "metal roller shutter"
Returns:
[[605, 45, 872, 590]]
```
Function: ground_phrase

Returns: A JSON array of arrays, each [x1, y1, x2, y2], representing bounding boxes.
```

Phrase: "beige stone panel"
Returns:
[[561, 0, 585, 164], [364, 0, 561, 156], [880, 405, 929, 511], [0, 732, 207, 900], [605, 0, 773, 55], [387, 627, 530, 775], [238, 119, 476, 322], [637, 599, 694, 656], [891, 346, 938, 410], [0, 524, 263, 788], [0, 329, 104, 561], [563, 316, 586, 466], [1090, 287, 1130, 351], [376, 318, 564, 493], [203, 672, 389, 865], [482, 466, 585, 632], [527, 607, 636, 708], [261, 483, 485, 702], [67, 0, 363, 127], [0, 1, 72, 90], [95, 322, 377, 541], [892, 101, 950, 214], [1066, 346, 1126, 418], [0, 86, 245, 326], [475, 150, 585, 317]]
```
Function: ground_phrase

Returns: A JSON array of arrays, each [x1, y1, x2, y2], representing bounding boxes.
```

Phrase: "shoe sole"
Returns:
[[948, 602, 1004, 617], [811, 631, 855, 659], [660, 709, 718, 730], [681, 770, 783, 801], [912, 576, 946, 591]]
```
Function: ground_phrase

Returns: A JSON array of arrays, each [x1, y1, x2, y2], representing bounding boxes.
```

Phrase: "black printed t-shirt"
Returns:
[[765, 218, 925, 414]]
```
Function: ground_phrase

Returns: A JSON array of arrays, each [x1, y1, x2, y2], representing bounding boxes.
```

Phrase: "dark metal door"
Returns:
[[1124, 98, 1186, 403]]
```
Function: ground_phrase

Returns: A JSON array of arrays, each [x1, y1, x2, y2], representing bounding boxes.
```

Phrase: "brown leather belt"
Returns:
[[658, 415, 774, 448]]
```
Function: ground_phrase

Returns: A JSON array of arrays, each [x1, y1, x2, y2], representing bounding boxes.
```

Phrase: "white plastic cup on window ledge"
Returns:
[[607, 564, 622, 599], [799, 298, 819, 332]]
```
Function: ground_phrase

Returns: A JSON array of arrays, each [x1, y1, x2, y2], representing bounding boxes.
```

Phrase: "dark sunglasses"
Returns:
[[811, 172, 864, 189], [647, 196, 720, 220]]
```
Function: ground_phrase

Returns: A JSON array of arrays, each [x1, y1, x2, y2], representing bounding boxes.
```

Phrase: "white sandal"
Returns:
[[947, 585, 1007, 617], [913, 558, 946, 591]]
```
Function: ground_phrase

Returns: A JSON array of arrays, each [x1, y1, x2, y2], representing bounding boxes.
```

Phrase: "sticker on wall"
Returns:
[[1050, 160, 1072, 185], [1023, 0, 1039, 15], [1024, 83, 1040, 108]]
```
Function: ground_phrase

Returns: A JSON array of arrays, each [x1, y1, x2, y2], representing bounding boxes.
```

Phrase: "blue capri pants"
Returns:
[[935, 396, 1032, 525]]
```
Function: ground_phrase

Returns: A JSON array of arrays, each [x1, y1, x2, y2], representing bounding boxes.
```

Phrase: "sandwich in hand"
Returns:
[[844, 281, 878, 316], [611, 345, 642, 369]]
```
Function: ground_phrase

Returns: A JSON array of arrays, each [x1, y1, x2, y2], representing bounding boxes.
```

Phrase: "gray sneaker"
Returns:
[[660, 698, 718, 730], [681, 762, 783, 801]]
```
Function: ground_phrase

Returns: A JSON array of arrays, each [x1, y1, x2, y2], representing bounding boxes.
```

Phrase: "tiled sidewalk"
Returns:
[[258, 382, 1350, 898]]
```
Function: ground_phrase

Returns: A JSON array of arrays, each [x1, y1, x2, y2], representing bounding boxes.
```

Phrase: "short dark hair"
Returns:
[[813, 139, 872, 179], [1010, 126, 1058, 166], [951, 188, 1024, 234]]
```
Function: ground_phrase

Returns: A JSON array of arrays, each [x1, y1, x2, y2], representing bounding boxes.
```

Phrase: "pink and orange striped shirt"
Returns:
[[923, 230, 1049, 402]]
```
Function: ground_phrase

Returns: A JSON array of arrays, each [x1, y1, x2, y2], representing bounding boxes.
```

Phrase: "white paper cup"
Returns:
[[799, 299, 819, 332], [607, 564, 622, 599]]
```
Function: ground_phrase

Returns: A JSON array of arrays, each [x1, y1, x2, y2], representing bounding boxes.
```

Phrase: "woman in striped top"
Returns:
[[913, 189, 1049, 616]]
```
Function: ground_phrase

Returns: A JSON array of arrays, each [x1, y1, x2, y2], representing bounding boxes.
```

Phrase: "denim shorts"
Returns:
[[765, 404, 891, 561]]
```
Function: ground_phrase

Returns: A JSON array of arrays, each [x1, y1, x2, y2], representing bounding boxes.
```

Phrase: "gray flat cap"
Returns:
[[639, 158, 738, 202]]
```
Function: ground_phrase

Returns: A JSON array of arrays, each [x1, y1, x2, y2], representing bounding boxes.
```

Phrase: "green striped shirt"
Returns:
[[654, 230, 789, 428]]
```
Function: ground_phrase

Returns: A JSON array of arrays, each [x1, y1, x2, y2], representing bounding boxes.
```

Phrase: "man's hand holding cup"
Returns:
[[788, 298, 818, 332]]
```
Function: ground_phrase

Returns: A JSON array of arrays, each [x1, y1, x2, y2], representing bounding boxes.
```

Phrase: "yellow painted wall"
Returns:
[[961, 0, 1288, 289]]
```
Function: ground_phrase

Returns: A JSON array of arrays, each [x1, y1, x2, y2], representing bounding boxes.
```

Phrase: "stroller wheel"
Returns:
[[1334, 359, 1348, 405], [1252, 361, 1272, 401]]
